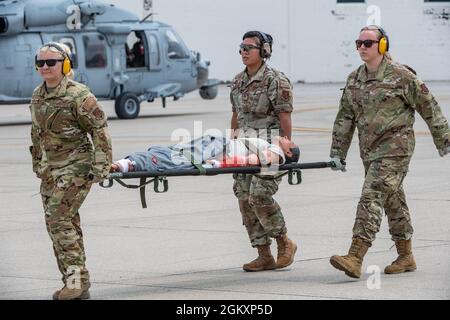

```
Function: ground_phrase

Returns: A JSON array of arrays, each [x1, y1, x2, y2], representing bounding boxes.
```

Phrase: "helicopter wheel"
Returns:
[[199, 85, 218, 100], [115, 92, 140, 119]]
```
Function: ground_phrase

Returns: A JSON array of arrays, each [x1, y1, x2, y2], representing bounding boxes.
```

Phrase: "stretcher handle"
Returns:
[[100, 178, 114, 188], [288, 170, 302, 185], [154, 177, 169, 193]]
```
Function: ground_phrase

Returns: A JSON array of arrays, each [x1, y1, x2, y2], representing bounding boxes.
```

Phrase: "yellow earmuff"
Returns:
[[378, 36, 388, 55], [61, 56, 71, 75], [376, 27, 389, 55]]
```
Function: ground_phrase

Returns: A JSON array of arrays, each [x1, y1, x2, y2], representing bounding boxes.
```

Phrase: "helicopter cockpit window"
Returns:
[[53, 36, 78, 69], [126, 31, 148, 68], [83, 34, 107, 68], [165, 29, 189, 59]]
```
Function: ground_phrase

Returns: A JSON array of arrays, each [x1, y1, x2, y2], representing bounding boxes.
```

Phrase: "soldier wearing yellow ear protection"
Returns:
[[30, 41, 112, 300], [329, 25, 450, 279], [35, 42, 73, 76]]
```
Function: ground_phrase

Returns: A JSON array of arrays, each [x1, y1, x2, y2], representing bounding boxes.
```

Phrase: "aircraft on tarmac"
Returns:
[[0, 0, 219, 118]]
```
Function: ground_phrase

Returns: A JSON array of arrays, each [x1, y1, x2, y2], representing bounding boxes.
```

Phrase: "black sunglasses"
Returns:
[[35, 59, 65, 68], [239, 43, 260, 53], [355, 39, 379, 49]]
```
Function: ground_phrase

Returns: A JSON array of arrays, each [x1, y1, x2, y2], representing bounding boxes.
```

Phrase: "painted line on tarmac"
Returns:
[[293, 127, 331, 133], [293, 126, 431, 136], [292, 105, 336, 113]]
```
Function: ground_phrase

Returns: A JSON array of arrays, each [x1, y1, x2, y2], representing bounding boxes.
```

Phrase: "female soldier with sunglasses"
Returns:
[[328, 26, 450, 278], [29, 42, 112, 299]]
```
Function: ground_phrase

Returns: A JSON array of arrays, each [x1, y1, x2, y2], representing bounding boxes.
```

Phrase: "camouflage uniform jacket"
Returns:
[[330, 57, 450, 161], [230, 63, 293, 137], [29, 77, 112, 179]]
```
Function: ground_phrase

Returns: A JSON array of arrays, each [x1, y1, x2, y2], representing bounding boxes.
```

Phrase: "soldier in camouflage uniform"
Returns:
[[29, 42, 112, 299], [230, 31, 297, 272], [328, 26, 450, 278]]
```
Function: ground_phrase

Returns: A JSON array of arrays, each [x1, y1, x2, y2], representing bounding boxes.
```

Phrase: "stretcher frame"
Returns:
[[100, 161, 335, 208]]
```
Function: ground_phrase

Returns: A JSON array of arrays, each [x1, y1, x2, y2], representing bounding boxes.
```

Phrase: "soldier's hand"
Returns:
[[330, 157, 346, 172], [89, 164, 111, 183], [438, 145, 450, 157], [88, 168, 110, 183], [91, 175, 105, 184], [88, 173, 109, 184]]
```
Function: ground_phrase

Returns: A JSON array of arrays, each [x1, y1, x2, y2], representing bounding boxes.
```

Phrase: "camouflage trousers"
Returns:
[[353, 157, 413, 243], [40, 174, 92, 286], [233, 173, 287, 247]]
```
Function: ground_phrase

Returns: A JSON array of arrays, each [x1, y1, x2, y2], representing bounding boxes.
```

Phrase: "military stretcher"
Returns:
[[100, 161, 337, 208]]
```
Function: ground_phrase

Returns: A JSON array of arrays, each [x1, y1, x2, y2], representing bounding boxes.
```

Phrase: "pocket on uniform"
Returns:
[[346, 85, 359, 100], [50, 108, 75, 133], [251, 90, 270, 115], [240, 92, 251, 113], [368, 158, 408, 192], [380, 158, 410, 174], [378, 90, 403, 106], [255, 93, 270, 114], [47, 109, 62, 132]]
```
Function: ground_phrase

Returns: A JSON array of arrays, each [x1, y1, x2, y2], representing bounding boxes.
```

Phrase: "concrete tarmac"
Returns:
[[0, 82, 449, 300]]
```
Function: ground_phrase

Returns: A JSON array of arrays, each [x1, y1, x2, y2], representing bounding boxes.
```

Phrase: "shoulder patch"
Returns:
[[420, 83, 429, 94], [92, 107, 105, 121], [81, 96, 98, 112]]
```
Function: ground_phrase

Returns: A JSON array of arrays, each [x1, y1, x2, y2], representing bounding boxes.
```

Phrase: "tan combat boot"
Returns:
[[329, 237, 371, 278], [275, 234, 298, 269], [384, 239, 416, 274], [243, 244, 277, 272], [53, 282, 91, 300]]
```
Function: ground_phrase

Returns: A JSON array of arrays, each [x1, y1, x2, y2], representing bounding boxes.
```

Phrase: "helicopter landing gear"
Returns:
[[115, 92, 140, 119], [199, 85, 218, 100]]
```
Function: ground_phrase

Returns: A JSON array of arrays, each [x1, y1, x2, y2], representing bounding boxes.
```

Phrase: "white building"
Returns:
[[108, 0, 450, 82]]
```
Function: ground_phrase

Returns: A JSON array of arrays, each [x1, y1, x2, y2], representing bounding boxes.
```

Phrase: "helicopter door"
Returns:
[[79, 33, 111, 98], [138, 31, 163, 92], [146, 32, 162, 72], [163, 28, 192, 88], [124, 30, 149, 93]]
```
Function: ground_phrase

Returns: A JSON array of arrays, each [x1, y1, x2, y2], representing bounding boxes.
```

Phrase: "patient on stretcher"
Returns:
[[111, 135, 300, 173]]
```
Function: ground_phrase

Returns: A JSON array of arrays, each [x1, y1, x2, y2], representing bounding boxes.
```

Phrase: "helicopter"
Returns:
[[0, 0, 219, 119]]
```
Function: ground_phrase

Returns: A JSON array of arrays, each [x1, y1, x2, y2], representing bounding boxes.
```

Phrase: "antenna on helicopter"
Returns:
[[140, 12, 153, 23], [140, 0, 153, 23]]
